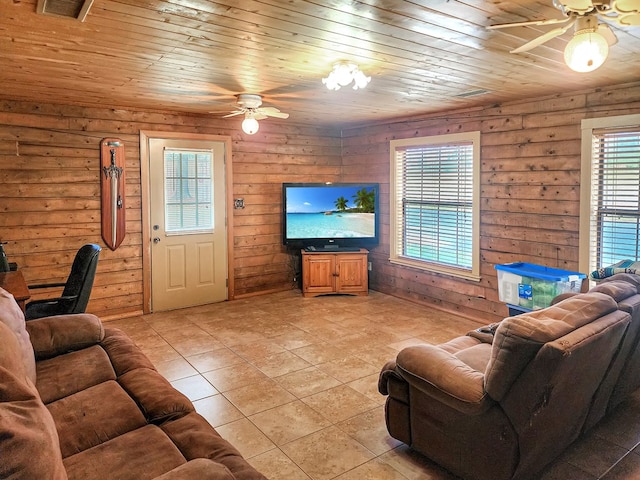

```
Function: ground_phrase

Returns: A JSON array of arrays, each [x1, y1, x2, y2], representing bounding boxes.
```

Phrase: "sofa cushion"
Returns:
[[0, 287, 35, 383], [118, 368, 194, 423], [485, 292, 618, 401], [153, 459, 236, 480], [601, 272, 640, 291], [36, 345, 116, 404], [395, 344, 490, 414], [161, 412, 268, 480], [437, 335, 484, 354], [101, 326, 156, 375], [0, 321, 67, 480], [453, 343, 493, 373], [47, 380, 147, 458], [591, 280, 638, 302], [26, 313, 104, 360], [63, 424, 187, 480]]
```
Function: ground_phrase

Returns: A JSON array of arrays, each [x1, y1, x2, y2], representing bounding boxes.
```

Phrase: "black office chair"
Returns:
[[25, 244, 101, 320]]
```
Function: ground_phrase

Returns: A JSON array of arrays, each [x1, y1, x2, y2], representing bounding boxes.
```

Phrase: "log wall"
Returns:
[[342, 81, 640, 323], [1, 80, 639, 322], [0, 99, 341, 318]]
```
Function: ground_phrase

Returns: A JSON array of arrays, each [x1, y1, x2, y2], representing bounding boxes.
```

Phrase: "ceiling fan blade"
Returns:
[[253, 113, 269, 120], [510, 21, 575, 53], [258, 107, 290, 119], [268, 112, 290, 119], [558, 0, 596, 14], [598, 23, 618, 46], [222, 110, 244, 118], [487, 16, 572, 30]]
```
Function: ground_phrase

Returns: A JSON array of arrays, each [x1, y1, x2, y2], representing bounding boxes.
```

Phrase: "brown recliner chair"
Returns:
[[379, 292, 631, 480], [596, 274, 640, 412], [549, 273, 640, 425]]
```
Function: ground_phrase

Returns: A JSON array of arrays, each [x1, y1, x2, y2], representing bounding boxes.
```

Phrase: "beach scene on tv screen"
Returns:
[[286, 186, 375, 238]]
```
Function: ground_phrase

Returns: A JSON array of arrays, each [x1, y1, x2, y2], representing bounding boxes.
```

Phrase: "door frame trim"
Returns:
[[139, 130, 234, 313]]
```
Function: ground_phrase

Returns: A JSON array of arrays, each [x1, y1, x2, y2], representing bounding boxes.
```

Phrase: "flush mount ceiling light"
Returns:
[[322, 62, 371, 91]]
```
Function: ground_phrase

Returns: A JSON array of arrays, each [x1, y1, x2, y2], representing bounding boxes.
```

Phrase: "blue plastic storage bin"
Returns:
[[495, 262, 586, 310]]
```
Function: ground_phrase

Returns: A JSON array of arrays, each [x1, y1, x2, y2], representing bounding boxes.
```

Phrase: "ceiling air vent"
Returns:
[[37, 0, 94, 21], [455, 89, 490, 98]]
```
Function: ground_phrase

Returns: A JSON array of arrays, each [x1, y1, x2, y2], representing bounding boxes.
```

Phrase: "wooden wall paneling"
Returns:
[[1, 80, 639, 322], [230, 124, 342, 297], [0, 97, 342, 318], [342, 81, 640, 324]]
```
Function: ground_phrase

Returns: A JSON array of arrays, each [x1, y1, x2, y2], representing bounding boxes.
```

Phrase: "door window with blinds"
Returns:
[[390, 132, 480, 280], [164, 148, 214, 234], [580, 115, 640, 274]]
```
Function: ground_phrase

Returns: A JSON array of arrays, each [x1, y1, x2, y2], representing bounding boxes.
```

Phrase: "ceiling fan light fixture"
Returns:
[[241, 113, 259, 135], [564, 29, 609, 73], [322, 62, 371, 91]]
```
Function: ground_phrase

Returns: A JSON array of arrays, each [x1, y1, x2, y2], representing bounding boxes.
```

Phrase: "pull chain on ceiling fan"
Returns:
[[488, 0, 640, 72]]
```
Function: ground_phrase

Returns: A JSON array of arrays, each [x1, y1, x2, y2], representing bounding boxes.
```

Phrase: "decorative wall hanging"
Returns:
[[100, 138, 126, 250]]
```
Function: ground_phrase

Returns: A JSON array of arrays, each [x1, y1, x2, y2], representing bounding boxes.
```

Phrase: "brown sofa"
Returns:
[[0, 288, 267, 480], [593, 274, 640, 413], [379, 290, 635, 480]]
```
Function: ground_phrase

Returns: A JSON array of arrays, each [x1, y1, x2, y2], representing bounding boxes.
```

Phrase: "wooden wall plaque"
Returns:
[[100, 138, 126, 250]]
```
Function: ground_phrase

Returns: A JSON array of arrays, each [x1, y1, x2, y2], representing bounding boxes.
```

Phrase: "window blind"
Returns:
[[589, 127, 640, 269], [394, 141, 474, 269], [164, 148, 214, 232]]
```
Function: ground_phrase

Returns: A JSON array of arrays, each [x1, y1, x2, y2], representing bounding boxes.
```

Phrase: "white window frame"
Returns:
[[390, 131, 481, 281], [579, 114, 640, 274]]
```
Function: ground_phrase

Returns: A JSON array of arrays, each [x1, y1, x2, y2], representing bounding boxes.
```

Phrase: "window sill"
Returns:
[[389, 256, 481, 282]]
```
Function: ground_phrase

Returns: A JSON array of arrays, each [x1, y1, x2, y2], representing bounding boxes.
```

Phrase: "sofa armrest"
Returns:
[[25, 313, 104, 360], [466, 322, 500, 343], [26, 295, 77, 306], [395, 344, 493, 415], [378, 360, 399, 395], [153, 459, 235, 480]]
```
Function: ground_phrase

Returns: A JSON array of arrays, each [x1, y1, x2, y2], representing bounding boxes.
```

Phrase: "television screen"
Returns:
[[282, 182, 379, 249]]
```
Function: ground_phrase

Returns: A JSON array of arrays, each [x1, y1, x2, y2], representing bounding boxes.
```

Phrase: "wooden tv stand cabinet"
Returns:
[[301, 249, 368, 298]]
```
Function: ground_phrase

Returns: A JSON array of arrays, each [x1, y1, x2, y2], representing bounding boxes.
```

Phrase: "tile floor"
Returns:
[[107, 290, 640, 480]]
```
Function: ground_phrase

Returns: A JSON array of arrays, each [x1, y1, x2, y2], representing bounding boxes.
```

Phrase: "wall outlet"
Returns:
[[368, 262, 372, 271], [234, 198, 245, 209]]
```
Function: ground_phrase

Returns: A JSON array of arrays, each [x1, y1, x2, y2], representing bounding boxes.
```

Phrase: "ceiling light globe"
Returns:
[[335, 63, 354, 86], [352, 70, 371, 90], [322, 76, 340, 90], [241, 116, 259, 135], [564, 31, 609, 73]]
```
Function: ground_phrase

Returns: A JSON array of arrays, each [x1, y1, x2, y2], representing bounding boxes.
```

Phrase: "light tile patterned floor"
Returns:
[[107, 290, 640, 480]]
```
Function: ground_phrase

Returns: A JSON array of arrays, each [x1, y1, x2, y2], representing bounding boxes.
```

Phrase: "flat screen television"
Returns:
[[282, 182, 380, 250]]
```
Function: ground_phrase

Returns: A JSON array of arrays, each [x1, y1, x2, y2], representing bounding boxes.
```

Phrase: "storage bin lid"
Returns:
[[495, 262, 586, 282]]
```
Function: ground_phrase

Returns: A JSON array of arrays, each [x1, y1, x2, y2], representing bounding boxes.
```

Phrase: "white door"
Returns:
[[149, 139, 227, 311]]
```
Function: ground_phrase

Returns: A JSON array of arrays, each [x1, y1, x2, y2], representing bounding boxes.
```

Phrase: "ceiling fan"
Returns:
[[488, 0, 640, 72], [222, 94, 289, 134]]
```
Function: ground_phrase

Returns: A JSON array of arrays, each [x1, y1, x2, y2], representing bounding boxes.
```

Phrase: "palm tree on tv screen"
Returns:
[[352, 188, 375, 213], [334, 196, 349, 212]]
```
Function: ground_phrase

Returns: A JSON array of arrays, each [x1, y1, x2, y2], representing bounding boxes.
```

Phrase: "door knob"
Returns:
[[153, 237, 161, 244]]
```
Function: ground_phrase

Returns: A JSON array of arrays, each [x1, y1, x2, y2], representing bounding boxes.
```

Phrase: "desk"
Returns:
[[0, 270, 30, 312]]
